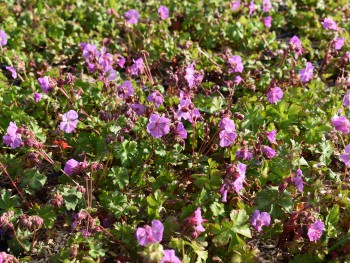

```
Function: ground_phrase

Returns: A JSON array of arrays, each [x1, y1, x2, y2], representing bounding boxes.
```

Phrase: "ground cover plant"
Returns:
[[0, 0, 350, 262]]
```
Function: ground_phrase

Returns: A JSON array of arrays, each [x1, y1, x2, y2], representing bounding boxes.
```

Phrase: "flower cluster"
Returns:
[[220, 162, 247, 202], [218, 117, 237, 147], [2, 122, 22, 149]]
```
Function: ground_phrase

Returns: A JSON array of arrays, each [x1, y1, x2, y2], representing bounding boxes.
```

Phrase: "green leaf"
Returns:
[[107, 166, 129, 190], [0, 189, 19, 212], [21, 169, 47, 192], [326, 204, 339, 227]]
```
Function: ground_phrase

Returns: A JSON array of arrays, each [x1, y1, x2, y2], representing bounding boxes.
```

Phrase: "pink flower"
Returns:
[[299, 62, 314, 83], [158, 6, 169, 20], [289, 36, 303, 59], [186, 208, 207, 236], [331, 115, 350, 134], [147, 114, 170, 138], [262, 16, 272, 28], [129, 58, 144, 76], [219, 117, 237, 147], [220, 163, 247, 201], [343, 92, 350, 107], [308, 220, 324, 242], [236, 147, 253, 160], [63, 159, 80, 175], [125, 9, 140, 25], [131, 104, 146, 116], [33, 92, 42, 103], [147, 90, 163, 108], [234, 75, 242, 84], [0, 30, 8, 46], [228, 55, 244, 73], [2, 122, 22, 149], [59, 110, 79, 133], [185, 63, 203, 88], [332, 37, 344, 50], [5, 66, 17, 79], [267, 87, 283, 103], [136, 220, 164, 246], [251, 210, 271, 232], [340, 144, 350, 167], [82, 43, 100, 60], [38, 76, 52, 94], [117, 81, 134, 99], [248, 0, 255, 15], [262, 0, 272, 12], [266, 130, 277, 143], [322, 18, 338, 31], [161, 250, 181, 263], [174, 122, 187, 139], [294, 169, 303, 192], [230, 1, 241, 11], [263, 145, 276, 159]]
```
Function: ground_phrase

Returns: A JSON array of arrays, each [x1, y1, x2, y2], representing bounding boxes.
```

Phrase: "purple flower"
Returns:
[[294, 169, 303, 192], [266, 130, 277, 143], [177, 99, 193, 121], [104, 67, 116, 81], [331, 115, 350, 134], [117, 81, 134, 99], [236, 147, 253, 160], [184, 63, 203, 88], [262, 16, 272, 28], [5, 66, 17, 79], [147, 114, 170, 138], [332, 37, 344, 50], [289, 36, 303, 59], [64, 159, 80, 175], [299, 62, 314, 83], [59, 110, 79, 133], [161, 250, 181, 263], [220, 163, 247, 202], [0, 30, 8, 46], [234, 75, 242, 84], [148, 90, 163, 108], [263, 145, 276, 159], [2, 122, 22, 149], [99, 47, 113, 69], [158, 6, 169, 20], [117, 55, 126, 68], [251, 210, 271, 232], [82, 43, 100, 60], [248, 0, 255, 15], [188, 108, 201, 124], [219, 117, 237, 147], [131, 104, 146, 116], [228, 55, 244, 73], [343, 92, 350, 107], [136, 220, 164, 246], [322, 18, 338, 31], [186, 208, 206, 236], [129, 57, 144, 76], [125, 9, 140, 25], [262, 0, 272, 12], [308, 220, 324, 242], [175, 122, 187, 139], [267, 87, 283, 103], [234, 163, 247, 192], [230, 1, 241, 11], [33, 92, 42, 103], [344, 52, 350, 63], [38, 76, 52, 94], [219, 117, 236, 132], [340, 144, 350, 167]]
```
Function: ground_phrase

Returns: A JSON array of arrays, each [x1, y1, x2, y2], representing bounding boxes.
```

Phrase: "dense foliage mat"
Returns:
[[0, 0, 350, 262]]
